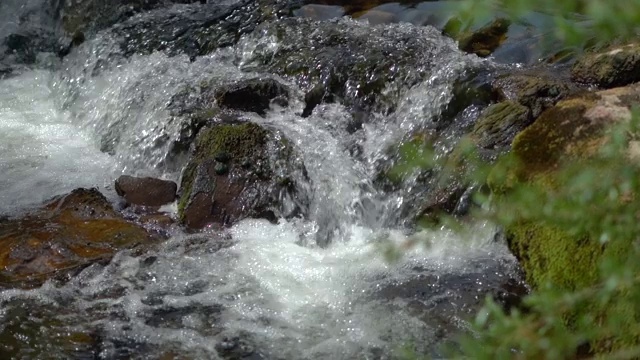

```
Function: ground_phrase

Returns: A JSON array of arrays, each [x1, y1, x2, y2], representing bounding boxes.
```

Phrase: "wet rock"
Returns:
[[455, 18, 511, 57], [101, 0, 295, 59], [571, 43, 640, 88], [0, 188, 155, 288], [472, 101, 531, 150], [491, 72, 576, 119], [215, 78, 289, 116], [178, 122, 308, 230], [115, 175, 177, 207], [3, 33, 36, 64], [241, 17, 468, 115], [215, 334, 263, 360], [61, 0, 207, 36]]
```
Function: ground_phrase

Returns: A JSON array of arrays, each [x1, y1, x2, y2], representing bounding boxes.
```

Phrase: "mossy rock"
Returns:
[[492, 84, 640, 354], [472, 101, 531, 150], [506, 221, 601, 290], [491, 72, 576, 118], [455, 18, 511, 57], [571, 43, 640, 88], [178, 122, 308, 229]]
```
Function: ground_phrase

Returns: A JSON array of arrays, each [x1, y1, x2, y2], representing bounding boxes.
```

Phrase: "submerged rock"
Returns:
[[115, 175, 177, 207], [0, 188, 155, 288], [239, 17, 468, 115], [178, 122, 308, 230], [61, 0, 207, 37], [215, 78, 289, 115], [571, 43, 640, 88]]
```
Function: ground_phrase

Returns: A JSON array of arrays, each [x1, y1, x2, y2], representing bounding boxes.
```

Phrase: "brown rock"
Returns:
[[0, 188, 154, 288], [571, 43, 640, 88], [115, 175, 177, 207], [178, 123, 308, 230]]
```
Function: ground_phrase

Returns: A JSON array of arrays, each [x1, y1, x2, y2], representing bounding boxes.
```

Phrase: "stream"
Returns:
[[0, 1, 533, 359]]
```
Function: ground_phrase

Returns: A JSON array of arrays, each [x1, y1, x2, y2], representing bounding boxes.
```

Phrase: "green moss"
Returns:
[[177, 163, 197, 220], [507, 221, 602, 290], [511, 96, 601, 176], [178, 123, 270, 220], [472, 101, 530, 149], [193, 123, 268, 161]]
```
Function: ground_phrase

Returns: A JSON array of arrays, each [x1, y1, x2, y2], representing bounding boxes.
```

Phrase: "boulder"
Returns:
[[239, 17, 470, 115], [115, 175, 177, 207], [0, 188, 155, 288], [571, 43, 640, 88], [484, 83, 640, 354], [178, 122, 308, 229], [162, 78, 289, 167]]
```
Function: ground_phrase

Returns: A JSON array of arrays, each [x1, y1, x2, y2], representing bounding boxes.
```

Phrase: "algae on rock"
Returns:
[[178, 122, 308, 230]]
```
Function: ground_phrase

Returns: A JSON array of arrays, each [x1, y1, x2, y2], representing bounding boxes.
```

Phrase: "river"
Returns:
[[0, 1, 525, 358]]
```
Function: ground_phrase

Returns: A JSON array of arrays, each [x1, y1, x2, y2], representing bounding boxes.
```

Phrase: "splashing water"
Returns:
[[0, 5, 522, 359]]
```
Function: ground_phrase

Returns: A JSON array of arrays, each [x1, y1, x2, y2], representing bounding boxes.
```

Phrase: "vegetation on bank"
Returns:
[[393, 0, 640, 358]]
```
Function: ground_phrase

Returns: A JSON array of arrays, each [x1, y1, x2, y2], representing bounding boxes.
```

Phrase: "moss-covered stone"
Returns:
[[472, 101, 531, 150], [456, 18, 511, 57], [506, 222, 602, 290], [571, 43, 640, 88], [178, 122, 307, 229], [492, 83, 640, 354], [491, 72, 576, 118]]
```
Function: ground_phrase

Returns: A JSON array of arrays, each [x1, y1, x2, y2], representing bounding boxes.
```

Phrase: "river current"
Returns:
[[0, 1, 524, 358]]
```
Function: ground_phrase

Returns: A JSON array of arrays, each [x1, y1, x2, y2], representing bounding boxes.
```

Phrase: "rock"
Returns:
[[511, 85, 640, 174], [102, 0, 296, 59], [456, 18, 511, 57], [115, 175, 177, 207], [0, 299, 100, 358], [240, 17, 469, 115], [0, 188, 155, 288], [486, 84, 640, 354], [178, 122, 308, 230], [215, 78, 289, 116], [472, 101, 531, 150], [61, 0, 207, 37], [571, 43, 640, 88], [491, 72, 576, 118]]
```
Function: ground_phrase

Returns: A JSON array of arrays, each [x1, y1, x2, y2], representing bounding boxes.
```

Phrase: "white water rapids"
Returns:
[[0, 6, 522, 359]]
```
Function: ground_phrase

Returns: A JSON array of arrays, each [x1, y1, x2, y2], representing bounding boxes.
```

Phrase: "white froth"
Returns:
[[0, 71, 117, 214]]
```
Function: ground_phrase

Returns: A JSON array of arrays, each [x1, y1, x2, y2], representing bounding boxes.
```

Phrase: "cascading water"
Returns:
[[0, 1, 524, 359]]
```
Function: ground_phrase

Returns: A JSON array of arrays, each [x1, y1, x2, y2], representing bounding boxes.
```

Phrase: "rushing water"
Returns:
[[0, 1, 525, 359]]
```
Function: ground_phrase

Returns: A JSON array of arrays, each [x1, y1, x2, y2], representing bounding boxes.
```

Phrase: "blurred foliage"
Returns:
[[388, 0, 640, 350], [382, 0, 640, 357], [453, 0, 640, 53]]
